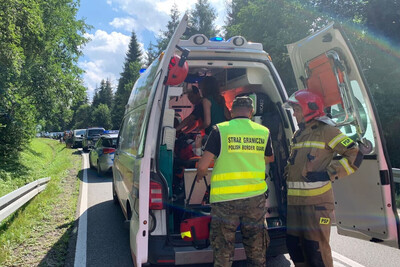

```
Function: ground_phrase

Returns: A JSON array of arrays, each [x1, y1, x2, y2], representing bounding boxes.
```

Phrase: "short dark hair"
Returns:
[[232, 96, 253, 110], [191, 85, 199, 94]]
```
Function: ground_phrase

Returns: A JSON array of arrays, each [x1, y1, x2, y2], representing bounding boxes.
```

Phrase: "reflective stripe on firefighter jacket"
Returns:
[[285, 120, 363, 205], [210, 119, 269, 203]]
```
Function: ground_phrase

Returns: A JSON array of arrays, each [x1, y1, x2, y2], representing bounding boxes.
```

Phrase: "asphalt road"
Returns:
[[72, 152, 400, 267]]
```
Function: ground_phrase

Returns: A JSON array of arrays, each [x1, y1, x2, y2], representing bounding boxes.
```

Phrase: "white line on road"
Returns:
[[74, 153, 88, 267], [283, 250, 365, 267], [332, 251, 365, 267]]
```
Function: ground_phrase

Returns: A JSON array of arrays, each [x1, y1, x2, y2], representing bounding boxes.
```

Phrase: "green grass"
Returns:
[[0, 138, 81, 266], [0, 138, 58, 196]]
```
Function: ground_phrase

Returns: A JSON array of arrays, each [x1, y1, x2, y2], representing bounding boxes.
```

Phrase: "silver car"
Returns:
[[89, 133, 118, 175], [72, 129, 86, 148]]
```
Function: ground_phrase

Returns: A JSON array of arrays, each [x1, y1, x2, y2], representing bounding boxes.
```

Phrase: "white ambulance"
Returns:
[[112, 14, 400, 266]]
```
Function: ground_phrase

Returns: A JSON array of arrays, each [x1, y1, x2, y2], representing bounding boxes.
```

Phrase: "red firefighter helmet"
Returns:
[[165, 55, 189, 86], [284, 90, 325, 122]]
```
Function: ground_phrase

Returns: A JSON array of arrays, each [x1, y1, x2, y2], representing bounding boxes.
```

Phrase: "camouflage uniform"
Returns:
[[200, 97, 274, 267], [285, 120, 363, 267], [210, 194, 270, 267]]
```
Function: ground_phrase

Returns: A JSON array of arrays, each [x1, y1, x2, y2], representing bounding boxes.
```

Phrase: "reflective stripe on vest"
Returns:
[[328, 133, 354, 149], [339, 158, 355, 175], [292, 141, 325, 150], [287, 182, 332, 197], [211, 119, 269, 203], [287, 181, 330, 189]]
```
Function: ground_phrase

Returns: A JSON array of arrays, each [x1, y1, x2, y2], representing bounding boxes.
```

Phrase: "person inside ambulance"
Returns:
[[175, 85, 204, 135], [282, 90, 364, 267], [198, 76, 231, 136], [173, 85, 205, 162]]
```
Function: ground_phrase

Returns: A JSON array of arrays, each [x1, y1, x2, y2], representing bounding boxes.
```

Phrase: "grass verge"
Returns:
[[0, 138, 81, 266]]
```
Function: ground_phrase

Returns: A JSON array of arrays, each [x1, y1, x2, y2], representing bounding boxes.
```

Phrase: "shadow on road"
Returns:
[[62, 199, 131, 267], [76, 168, 112, 183], [86, 200, 132, 266]]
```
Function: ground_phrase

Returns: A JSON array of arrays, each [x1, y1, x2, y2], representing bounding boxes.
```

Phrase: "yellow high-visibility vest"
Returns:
[[210, 119, 269, 203]]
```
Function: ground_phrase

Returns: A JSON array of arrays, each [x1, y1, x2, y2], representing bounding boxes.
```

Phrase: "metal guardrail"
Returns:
[[0, 177, 50, 223], [394, 168, 400, 184]]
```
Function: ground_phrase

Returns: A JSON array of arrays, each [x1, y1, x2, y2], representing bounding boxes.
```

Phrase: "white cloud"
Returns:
[[155, 0, 195, 15], [79, 60, 118, 99], [80, 30, 132, 99], [107, 0, 227, 35], [107, 0, 170, 33], [84, 30, 130, 54], [109, 17, 139, 32]]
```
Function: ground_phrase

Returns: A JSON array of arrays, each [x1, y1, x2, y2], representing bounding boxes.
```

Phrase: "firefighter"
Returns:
[[196, 96, 274, 267], [282, 90, 364, 267]]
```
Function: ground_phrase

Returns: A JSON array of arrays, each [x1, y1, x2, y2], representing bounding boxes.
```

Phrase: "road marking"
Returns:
[[74, 153, 88, 267], [283, 251, 365, 267], [332, 251, 365, 267]]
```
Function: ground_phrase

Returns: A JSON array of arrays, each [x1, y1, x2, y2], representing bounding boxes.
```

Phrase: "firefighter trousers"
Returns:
[[286, 203, 334, 267]]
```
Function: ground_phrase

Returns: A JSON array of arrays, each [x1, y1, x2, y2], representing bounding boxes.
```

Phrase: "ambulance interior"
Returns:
[[158, 63, 292, 243]]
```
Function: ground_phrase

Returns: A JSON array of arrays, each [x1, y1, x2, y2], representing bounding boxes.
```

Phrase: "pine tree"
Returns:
[[156, 3, 181, 54], [146, 41, 159, 67], [73, 104, 92, 129], [112, 31, 143, 129], [186, 0, 218, 38], [92, 104, 112, 129], [98, 78, 113, 109], [92, 85, 101, 107], [224, 0, 251, 39]]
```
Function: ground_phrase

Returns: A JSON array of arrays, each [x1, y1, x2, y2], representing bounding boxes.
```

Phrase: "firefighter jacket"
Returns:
[[285, 120, 363, 206], [210, 119, 269, 203]]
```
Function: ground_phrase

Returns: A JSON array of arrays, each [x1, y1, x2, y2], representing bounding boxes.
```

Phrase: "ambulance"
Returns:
[[112, 14, 400, 266]]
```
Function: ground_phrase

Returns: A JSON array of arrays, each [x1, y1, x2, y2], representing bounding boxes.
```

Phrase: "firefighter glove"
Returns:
[[306, 171, 330, 182]]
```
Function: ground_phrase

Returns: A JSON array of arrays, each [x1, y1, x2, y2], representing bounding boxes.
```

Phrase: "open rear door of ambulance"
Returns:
[[130, 14, 189, 266], [287, 22, 400, 248]]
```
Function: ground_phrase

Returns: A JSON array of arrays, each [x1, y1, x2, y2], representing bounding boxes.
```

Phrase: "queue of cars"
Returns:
[[42, 126, 118, 175], [53, 127, 118, 175]]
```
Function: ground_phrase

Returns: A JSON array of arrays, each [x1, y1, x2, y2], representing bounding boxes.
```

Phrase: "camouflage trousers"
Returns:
[[210, 194, 270, 267]]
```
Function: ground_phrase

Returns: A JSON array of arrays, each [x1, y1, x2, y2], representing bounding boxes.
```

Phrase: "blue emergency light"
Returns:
[[139, 68, 147, 74], [210, 37, 224, 42], [103, 130, 119, 134]]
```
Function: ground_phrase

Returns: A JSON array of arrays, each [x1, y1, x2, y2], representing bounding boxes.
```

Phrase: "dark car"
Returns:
[[82, 127, 105, 152]]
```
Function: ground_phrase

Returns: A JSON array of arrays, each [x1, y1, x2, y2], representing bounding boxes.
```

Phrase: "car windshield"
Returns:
[[76, 130, 86, 135], [88, 129, 104, 136], [102, 138, 117, 148]]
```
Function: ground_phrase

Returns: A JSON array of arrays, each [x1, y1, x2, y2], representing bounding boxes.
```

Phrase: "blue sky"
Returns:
[[77, 0, 229, 100]]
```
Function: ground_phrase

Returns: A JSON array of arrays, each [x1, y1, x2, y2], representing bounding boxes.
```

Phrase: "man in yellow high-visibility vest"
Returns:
[[197, 96, 274, 267], [282, 90, 364, 267]]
